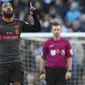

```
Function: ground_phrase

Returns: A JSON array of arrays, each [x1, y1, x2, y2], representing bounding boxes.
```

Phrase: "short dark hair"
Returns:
[[1, 2, 12, 9], [51, 22, 60, 26]]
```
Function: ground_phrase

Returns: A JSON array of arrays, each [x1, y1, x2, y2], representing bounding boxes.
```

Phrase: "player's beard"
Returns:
[[3, 11, 13, 18], [54, 34, 60, 40], [55, 33, 59, 37]]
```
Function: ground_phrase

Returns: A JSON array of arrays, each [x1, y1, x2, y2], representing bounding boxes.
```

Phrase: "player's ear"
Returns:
[[60, 26, 62, 32], [1, 11, 3, 15], [0, 7, 3, 15]]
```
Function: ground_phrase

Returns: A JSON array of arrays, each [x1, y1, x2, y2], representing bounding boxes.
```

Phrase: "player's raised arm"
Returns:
[[21, 3, 41, 32]]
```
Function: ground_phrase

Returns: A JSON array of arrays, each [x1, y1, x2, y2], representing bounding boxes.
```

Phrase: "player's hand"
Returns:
[[30, 3, 36, 15], [39, 73, 45, 80], [65, 72, 72, 80]]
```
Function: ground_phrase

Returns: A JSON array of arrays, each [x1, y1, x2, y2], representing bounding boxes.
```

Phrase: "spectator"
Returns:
[[49, 6, 56, 18], [55, 0, 69, 19], [80, 14, 85, 32], [42, 0, 53, 13], [72, 19, 81, 32], [27, 73, 35, 85], [65, 2, 82, 24]]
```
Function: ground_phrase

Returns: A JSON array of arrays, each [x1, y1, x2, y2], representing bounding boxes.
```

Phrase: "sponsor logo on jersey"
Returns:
[[14, 25, 19, 29], [0, 35, 19, 39], [61, 50, 65, 55], [15, 29, 19, 35], [56, 49, 60, 54], [50, 50, 56, 56], [70, 49, 73, 55], [50, 45, 54, 48]]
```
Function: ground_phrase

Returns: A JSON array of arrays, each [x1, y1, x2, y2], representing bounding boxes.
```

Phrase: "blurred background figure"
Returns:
[[27, 73, 35, 85], [65, 1, 82, 24], [72, 19, 81, 32], [80, 14, 85, 32]]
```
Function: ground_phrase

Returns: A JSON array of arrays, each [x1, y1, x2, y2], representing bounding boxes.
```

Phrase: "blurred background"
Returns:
[[0, 0, 85, 85], [0, 0, 85, 33]]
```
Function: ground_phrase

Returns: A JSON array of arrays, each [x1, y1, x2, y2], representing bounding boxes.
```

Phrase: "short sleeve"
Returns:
[[41, 42, 48, 60], [66, 40, 73, 58]]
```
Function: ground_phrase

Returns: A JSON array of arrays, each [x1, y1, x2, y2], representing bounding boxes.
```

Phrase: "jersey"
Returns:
[[0, 15, 41, 64], [41, 37, 73, 68]]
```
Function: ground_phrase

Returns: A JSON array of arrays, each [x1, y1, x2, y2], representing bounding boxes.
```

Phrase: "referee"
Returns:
[[39, 23, 73, 85], [0, 2, 41, 85]]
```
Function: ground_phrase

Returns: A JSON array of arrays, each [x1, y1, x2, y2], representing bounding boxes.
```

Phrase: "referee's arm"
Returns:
[[67, 57, 72, 71], [66, 40, 73, 71], [39, 42, 48, 76], [65, 40, 73, 80], [65, 57, 72, 80], [40, 59, 46, 75]]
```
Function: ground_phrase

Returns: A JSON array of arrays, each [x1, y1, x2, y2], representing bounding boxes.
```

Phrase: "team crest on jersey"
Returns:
[[14, 25, 19, 29], [61, 50, 65, 55], [56, 49, 60, 54], [50, 50, 56, 56], [15, 29, 19, 34]]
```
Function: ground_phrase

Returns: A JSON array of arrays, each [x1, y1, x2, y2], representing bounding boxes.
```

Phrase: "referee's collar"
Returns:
[[2, 16, 15, 23]]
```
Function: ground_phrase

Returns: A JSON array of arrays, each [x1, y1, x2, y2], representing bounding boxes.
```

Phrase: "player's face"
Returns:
[[2, 3, 13, 18], [52, 25, 61, 37]]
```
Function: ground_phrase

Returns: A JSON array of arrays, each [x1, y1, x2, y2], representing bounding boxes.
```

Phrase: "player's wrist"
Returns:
[[39, 70, 45, 77], [67, 70, 72, 73]]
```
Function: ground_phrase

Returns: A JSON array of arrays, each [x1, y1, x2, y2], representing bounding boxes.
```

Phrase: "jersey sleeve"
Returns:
[[41, 42, 48, 60], [66, 40, 73, 58], [21, 15, 41, 32]]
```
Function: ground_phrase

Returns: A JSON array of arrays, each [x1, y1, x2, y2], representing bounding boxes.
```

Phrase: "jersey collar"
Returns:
[[2, 16, 15, 23], [52, 37, 61, 42]]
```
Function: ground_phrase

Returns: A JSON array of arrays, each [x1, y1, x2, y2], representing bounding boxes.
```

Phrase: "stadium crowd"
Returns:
[[0, 0, 85, 32]]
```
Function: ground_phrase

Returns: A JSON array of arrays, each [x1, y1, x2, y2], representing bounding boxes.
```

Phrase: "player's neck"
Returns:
[[2, 16, 14, 22], [53, 36, 60, 40], [3, 16, 13, 20]]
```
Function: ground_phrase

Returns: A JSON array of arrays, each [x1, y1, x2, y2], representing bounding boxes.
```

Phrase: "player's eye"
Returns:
[[53, 29, 56, 31], [3, 5, 7, 8], [9, 5, 12, 7], [57, 29, 60, 31]]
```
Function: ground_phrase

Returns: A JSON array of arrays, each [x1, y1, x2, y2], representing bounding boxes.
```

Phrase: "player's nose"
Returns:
[[7, 7, 11, 10]]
